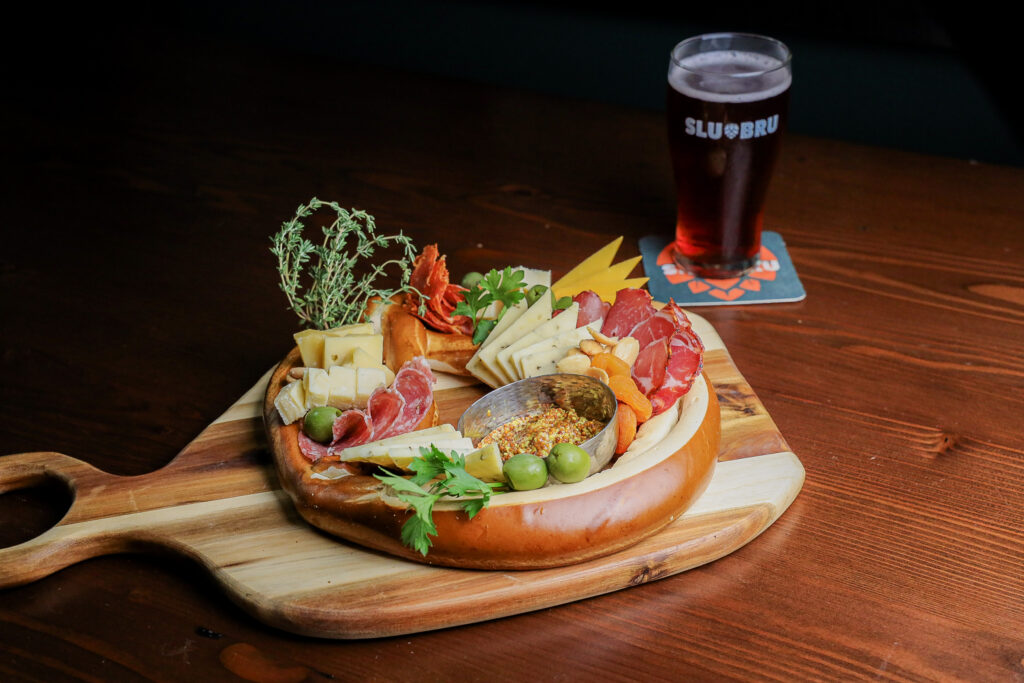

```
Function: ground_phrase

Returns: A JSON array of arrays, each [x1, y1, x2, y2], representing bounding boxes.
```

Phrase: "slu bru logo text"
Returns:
[[685, 115, 779, 140], [657, 243, 780, 302]]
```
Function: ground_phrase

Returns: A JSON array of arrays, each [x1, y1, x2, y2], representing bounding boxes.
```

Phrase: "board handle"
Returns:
[[0, 451, 137, 588]]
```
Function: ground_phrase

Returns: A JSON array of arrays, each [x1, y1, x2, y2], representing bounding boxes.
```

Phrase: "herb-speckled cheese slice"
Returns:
[[475, 294, 553, 387], [495, 302, 579, 381], [515, 323, 602, 378]]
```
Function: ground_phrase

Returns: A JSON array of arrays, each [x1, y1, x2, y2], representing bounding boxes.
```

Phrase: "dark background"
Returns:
[[7, 0, 1023, 167]]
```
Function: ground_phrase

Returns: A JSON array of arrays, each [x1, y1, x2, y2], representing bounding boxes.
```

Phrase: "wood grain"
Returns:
[[2, 27, 1022, 682], [0, 324, 802, 638]]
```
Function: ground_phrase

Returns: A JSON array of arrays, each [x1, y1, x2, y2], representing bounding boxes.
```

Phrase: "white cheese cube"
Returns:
[[274, 380, 307, 425], [355, 367, 388, 405], [327, 365, 357, 410], [303, 367, 330, 408]]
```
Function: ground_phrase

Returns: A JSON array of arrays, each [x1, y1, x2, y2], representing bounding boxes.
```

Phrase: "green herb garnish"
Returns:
[[271, 198, 418, 329], [453, 267, 527, 345], [374, 445, 501, 555]]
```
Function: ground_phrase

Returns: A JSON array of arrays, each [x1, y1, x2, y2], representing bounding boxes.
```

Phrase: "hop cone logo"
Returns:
[[725, 123, 739, 139]]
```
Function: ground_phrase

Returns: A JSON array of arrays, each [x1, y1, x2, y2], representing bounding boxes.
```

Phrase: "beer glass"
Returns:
[[667, 33, 792, 278]]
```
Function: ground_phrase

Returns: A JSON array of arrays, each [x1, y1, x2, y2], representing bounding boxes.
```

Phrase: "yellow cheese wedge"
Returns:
[[551, 255, 644, 300], [550, 236, 622, 293]]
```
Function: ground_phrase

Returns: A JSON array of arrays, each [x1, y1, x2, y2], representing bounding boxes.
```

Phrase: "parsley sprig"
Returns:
[[375, 445, 502, 556], [453, 267, 527, 345], [271, 198, 419, 330]]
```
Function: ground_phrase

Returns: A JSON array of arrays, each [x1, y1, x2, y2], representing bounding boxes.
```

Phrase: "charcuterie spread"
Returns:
[[264, 199, 721, 568]]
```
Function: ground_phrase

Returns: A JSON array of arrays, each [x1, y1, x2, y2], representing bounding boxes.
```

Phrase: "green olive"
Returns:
[[524, 284, 549, 306], [502, 453, 548, 491], [303, 406, 342, 444], [547, 443, 591, 483], [461, 271, 485, 289]]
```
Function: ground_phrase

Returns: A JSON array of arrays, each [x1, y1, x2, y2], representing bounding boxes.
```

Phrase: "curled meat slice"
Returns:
[[330, 410, 375, 451], [404, 244, 473, 336], [601, 288, 656, 338], [648, 320, 704, 415], [572, 290, 609, 328], [632, 338, 668, 396], [377, 358, 435, 439], [298, 431, 331, 461]]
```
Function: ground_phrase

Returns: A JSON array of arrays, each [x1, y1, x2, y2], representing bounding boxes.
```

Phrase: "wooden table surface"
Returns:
[[3, 31, 1022, 682]]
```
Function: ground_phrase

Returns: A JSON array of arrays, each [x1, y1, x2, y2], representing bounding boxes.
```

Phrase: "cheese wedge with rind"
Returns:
[[514, 323, 601, 378], [465, 299, 528, 387], [552, 257, 646, 301], [469, 294, 553, 387]]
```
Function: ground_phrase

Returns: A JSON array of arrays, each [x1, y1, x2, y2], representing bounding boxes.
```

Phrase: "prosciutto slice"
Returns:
[[601, 288, 656, 338]]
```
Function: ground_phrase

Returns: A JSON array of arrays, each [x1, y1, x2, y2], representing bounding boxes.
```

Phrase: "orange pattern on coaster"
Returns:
[[657, 243, 780, 302]]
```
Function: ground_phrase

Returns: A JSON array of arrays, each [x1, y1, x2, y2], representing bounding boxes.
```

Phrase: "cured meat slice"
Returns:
[[366, 386, 406, 440], [376, 358, 435, 439], [648, 324, 704, 415], [632, 338, 668, 396], [628, 312, 676, 350], [298, 431, 331, 461], [405, 244, 473, 335], [572, 290, 609, 328], [601, 288, 656, 338], [329, 410, 375, 451]]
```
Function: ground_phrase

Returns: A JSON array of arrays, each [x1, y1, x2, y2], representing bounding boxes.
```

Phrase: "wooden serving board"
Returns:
[[0, 314, 803, 639]]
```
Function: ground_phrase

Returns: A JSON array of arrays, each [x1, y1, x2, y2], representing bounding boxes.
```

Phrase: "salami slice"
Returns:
[[601, 288, 656, 338], [377, 358, 435, 439], [572, 290, 610, 329], [366, 385, 407, 440], [328, 410, 375, 451], [298, 431, 331, 462]]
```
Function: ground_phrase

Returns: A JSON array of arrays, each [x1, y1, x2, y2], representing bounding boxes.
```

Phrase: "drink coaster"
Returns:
[[639, 231, 806, 306]]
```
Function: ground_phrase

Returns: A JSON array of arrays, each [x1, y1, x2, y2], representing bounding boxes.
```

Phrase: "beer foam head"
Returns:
[[668, 50, 791, 103]]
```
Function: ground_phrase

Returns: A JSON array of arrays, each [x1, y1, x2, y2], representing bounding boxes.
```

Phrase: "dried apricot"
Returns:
[[591, 352, 631, 379], [608, 374, 652, 423], [615, 402, 637, 455]]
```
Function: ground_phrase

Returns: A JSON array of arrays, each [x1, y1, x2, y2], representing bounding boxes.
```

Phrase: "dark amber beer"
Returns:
[[667, 33, 791, 278]]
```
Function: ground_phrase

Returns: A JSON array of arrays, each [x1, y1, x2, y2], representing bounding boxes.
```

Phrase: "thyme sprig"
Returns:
[[271, 198, 419, 329]]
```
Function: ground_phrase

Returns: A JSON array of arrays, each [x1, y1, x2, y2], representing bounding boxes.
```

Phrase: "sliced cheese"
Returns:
[[293, 323, 374, 368], [326, 365, 357, 410], [274, 380, 307, 425], [550, 236, 622, 294], [495, 302, 579, 381], [551, 256, 645, 301], [515, 323, 601, 379], [323, 334, 384, 369], [303, 367, 330, 408], [336, 425, 456, 459], [471, 294, 553, 387], [465, 299, 528, 387]]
